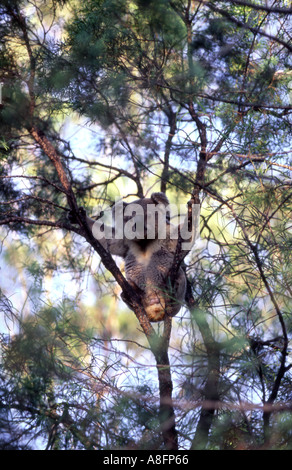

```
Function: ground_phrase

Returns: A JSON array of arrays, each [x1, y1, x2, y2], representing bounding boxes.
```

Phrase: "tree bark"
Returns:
[[186, 281, 220, 450], [151, 317, 178, 450]]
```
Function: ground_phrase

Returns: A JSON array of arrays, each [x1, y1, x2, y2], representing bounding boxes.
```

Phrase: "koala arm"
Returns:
[[88, 215, 129, 257], [150, 191, 199, 254], [68, 207, 128, 257], [181, 204, 200, 253], [168, 203, 200, 255]]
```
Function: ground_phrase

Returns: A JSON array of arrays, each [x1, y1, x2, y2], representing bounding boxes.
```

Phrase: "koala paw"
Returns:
[[67, 206, 86, 224]]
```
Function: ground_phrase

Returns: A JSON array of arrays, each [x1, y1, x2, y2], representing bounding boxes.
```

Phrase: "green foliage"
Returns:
[[104, 384, 161, 449]]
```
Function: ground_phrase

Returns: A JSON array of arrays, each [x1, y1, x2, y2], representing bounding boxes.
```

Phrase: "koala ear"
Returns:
[[151, 192, 169, 206], [112, 200, 128, 217]]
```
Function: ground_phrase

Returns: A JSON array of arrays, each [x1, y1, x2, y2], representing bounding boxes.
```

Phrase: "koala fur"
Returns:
[[75, 192, 197, 322]]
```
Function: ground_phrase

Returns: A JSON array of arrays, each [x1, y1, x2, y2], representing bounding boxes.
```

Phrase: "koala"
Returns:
[[71, 192, 198, 322]]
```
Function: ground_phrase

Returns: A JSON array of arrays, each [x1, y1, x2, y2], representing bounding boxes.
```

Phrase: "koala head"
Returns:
[[113, 192, 170, 243]]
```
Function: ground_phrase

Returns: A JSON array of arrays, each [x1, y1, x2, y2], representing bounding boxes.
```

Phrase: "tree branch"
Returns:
[[204, 1, 292, 53], [185, 280, 221, 450], [218, 0, 292, 15], [161, 107, 177, 193], [27, 126, 177, 449]]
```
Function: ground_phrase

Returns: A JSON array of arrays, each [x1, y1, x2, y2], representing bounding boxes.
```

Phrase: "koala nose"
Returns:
[[132, 215, 145, 238]]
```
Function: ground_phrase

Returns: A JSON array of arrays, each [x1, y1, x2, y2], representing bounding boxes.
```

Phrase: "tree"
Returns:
[[0, 0, 291, 450]]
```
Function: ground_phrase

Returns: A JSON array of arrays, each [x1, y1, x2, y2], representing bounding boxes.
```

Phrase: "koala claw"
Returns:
[[67, 206, 86, 224]]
